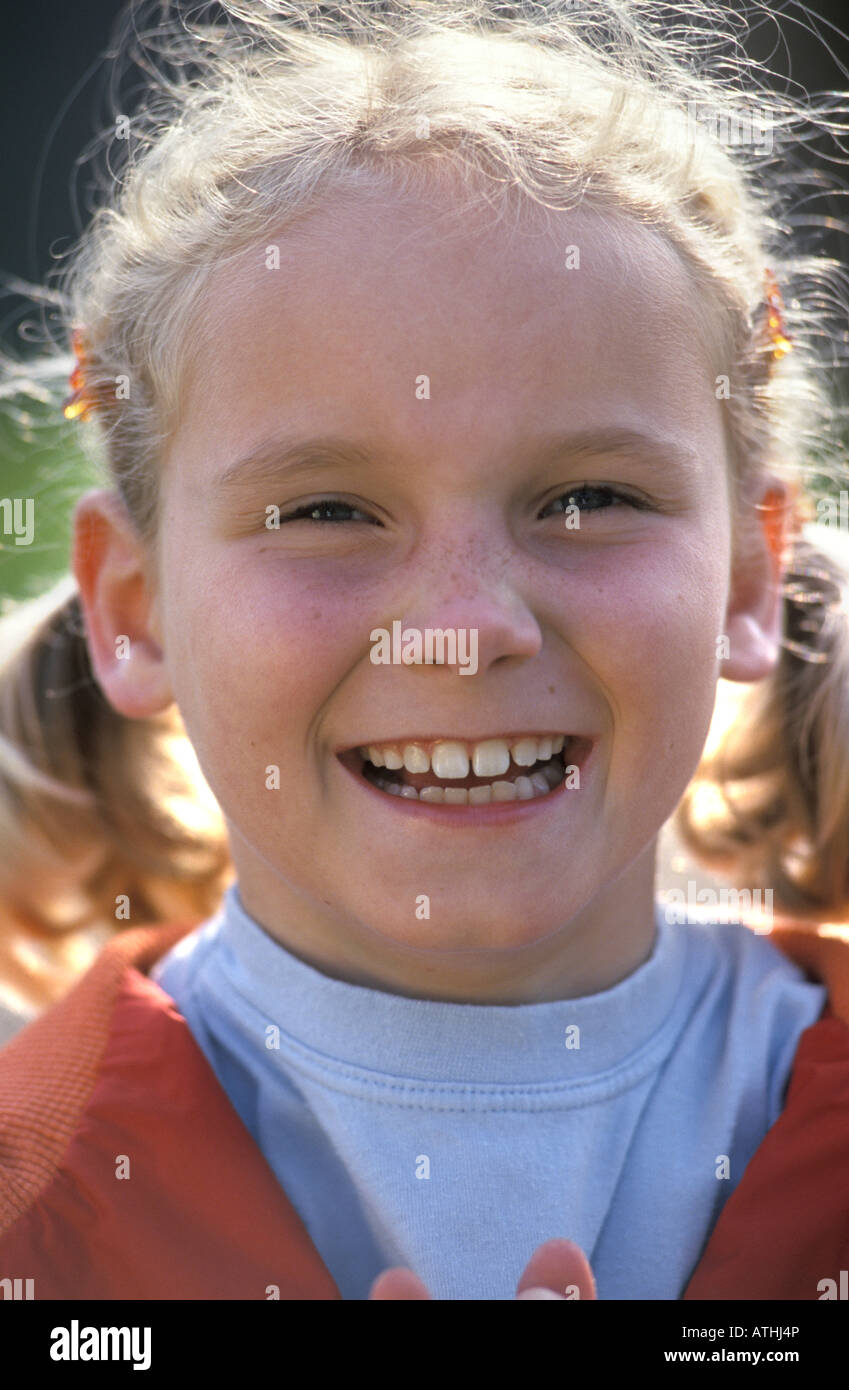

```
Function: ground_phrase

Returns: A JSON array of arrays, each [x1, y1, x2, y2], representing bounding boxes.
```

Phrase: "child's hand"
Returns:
[[368, 1238, 597, 1300]]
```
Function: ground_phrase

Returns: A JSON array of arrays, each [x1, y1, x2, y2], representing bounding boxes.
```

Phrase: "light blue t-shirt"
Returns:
[[151, 883, 826, 1300]]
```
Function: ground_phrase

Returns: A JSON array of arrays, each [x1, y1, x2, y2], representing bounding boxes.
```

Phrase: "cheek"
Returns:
[[162, 549, 370, 750], [574, 547, 725, 775]]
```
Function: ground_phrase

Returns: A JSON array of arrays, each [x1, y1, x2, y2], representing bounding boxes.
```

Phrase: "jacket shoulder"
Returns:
[[0, 918, 341, 1298], [0, 920, 196, 1237], [766, 919, 849, 1025]]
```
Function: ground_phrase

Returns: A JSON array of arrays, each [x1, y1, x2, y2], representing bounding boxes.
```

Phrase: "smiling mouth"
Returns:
[[339, 734, 589, 805]]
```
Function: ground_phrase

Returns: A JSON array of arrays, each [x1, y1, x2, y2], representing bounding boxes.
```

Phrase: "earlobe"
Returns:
[[720, 612, 781, 681], [71, 488, 174, 718]]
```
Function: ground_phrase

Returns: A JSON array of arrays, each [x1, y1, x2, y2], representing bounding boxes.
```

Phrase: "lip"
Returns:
[[336, 736, 595, 827]]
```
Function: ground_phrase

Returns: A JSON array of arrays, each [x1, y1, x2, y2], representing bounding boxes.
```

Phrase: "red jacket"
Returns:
[[1, 916, 848, 1300]]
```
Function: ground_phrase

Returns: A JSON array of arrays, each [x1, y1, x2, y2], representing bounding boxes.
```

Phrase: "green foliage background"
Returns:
[[0, 393, 101, 606]]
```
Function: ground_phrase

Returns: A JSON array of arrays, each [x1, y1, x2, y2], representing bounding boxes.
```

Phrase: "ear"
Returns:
[[71, 488, 174, 717], [721, 477, 796, 683]]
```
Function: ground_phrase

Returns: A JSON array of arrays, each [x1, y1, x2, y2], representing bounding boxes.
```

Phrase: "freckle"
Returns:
[[548, 685, 555, 695], [311, 609, 321, 622]]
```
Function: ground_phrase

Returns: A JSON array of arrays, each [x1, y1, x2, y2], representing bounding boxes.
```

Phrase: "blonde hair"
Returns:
[[2, 0, 849, 1005]]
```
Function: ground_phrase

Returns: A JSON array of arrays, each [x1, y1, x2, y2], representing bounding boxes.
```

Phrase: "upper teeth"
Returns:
[[359, 735, 566, 778]]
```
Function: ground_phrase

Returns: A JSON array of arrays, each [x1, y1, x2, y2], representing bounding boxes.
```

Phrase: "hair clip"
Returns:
[[62, 327, 95, 421], [763, 268, 792, 361]]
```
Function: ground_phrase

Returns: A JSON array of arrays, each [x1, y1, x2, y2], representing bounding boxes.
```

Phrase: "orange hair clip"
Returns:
[[763, 267, 793, 361], [62, 327, 95, 421]]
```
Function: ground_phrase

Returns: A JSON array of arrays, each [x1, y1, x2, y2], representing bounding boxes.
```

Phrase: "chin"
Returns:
[[377, 900, 577, 956]]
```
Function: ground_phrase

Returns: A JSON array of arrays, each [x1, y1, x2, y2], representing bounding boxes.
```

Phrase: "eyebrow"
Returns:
[[214, 427, 699, 491]]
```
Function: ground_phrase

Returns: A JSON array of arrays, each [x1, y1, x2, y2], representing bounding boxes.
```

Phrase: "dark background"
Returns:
[[2, 3, 127, 346]]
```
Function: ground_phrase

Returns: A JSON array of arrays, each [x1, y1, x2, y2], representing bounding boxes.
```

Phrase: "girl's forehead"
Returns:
[[175, 186, 718, 461], [199, 185, 697, 348]]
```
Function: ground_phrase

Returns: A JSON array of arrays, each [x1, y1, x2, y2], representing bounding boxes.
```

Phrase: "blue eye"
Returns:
[[276, 499, 377, 523], [541, 486, 633, 517]]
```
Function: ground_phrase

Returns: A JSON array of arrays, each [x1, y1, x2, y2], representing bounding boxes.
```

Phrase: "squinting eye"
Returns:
[[275, 499, 379, 524], [541, 486, 635, 518]]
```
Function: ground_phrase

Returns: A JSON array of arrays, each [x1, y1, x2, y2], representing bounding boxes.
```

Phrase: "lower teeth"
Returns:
[[367, 756, 564, 804]]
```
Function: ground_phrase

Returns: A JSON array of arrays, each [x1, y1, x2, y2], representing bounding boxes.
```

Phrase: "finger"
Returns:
[[516, 1287, 567, 1300], [515, 1238, 598, 1300], [369, 1267, 433, 1300]]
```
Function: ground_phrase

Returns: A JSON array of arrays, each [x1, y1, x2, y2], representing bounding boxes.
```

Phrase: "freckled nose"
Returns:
[[401, 564, 543, 671]]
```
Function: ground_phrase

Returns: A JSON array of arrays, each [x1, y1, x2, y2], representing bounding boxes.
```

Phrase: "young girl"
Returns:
[[1, 0, 849, 1303]]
